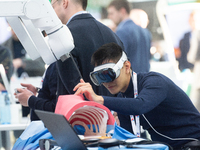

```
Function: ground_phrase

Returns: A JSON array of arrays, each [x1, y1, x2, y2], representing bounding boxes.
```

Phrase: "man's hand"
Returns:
[[20, 83, 37, 96], [14, 88, 34, 107], [73, 79, 104, 105]]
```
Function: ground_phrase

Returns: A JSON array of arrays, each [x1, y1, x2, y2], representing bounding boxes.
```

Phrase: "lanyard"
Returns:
[[130, 72, 140, 137]]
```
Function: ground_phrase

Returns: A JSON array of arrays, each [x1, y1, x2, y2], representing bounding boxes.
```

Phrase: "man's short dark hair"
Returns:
[[91, 43, 123, 66], [108, 0, 130, 14], [75, 0, 87, 10]]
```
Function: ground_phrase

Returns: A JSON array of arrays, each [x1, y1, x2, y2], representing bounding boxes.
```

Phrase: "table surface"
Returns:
[[0, 117, 30, 131], [0, 123, 29, 131]]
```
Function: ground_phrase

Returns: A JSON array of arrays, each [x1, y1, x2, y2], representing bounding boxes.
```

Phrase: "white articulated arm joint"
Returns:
[[0, 0, 74, 65], [47, 25, 74, 62], [23, 0, 75, 62]]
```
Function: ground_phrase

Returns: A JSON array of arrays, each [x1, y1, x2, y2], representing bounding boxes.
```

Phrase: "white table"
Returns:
[[0, 118, 30, 150], [0, 123, 29, 131]]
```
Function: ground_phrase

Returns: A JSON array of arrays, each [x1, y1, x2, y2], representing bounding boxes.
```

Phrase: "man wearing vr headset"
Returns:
[[74, 43, 200, 150]]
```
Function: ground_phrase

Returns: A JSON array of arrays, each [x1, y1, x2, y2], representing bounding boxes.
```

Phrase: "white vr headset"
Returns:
[[90, 51, 128, 86]]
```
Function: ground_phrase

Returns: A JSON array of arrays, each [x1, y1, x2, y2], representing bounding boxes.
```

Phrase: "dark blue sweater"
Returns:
[[103, 72, 200, 149]]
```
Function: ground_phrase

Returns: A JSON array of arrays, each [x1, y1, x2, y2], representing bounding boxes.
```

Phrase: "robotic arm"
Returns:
[[0, 0, 74, 65]]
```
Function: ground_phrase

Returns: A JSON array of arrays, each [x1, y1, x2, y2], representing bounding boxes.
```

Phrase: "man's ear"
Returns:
[[124, 61, 131, 74], [120, 7, 127, 15], [63, 0, 68, 8]]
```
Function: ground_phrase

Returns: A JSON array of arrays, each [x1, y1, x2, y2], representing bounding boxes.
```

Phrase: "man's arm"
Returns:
[[74, 79, 104, 105], [74, 75, 168, 116], [15, 63, 57, 112], [103, 75, 168, 115], [29, 63, 57, 112], [28, 96, 56, 112]]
